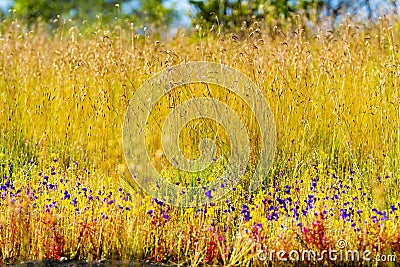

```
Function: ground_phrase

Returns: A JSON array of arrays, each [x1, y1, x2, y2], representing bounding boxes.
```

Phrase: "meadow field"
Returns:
[[0, 15, 399, 266]]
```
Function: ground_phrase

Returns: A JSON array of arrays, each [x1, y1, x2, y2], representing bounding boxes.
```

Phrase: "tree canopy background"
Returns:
[[12, 0, 176, 28], [5, 0, 400, 31]]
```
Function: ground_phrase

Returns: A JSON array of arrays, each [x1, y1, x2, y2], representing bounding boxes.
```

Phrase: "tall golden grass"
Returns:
[[0, 15, 399, 265]]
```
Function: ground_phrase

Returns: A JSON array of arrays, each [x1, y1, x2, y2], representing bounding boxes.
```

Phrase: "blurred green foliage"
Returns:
[[189, 0, 324, 29], [188, 0, 388, 31], [130, 0, 176, 27], [9, 0, 397, 32], [12, 0, 176, 27]]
